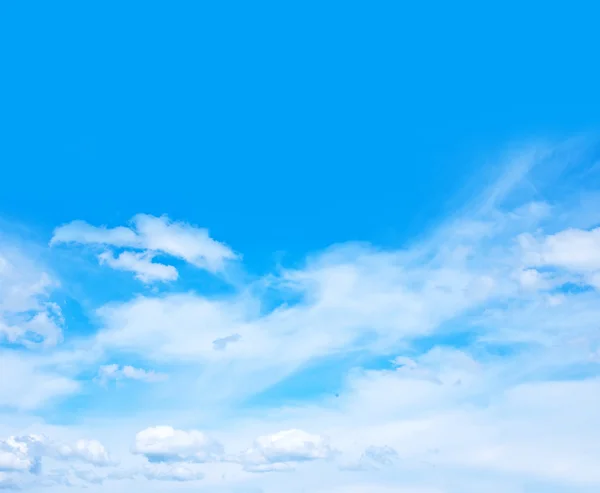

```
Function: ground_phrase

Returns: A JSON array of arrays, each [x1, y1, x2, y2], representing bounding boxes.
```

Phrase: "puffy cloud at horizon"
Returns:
[[238, 429, 334, 472], [132, 426, 223, 464]]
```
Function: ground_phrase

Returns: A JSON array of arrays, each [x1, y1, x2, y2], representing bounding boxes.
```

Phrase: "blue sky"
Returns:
[[2, 2, 600, 492]]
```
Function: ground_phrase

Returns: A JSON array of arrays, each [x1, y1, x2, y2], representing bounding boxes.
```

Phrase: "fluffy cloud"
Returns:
[[50, 439, 115, 467], [5, 435, 115, 468], [132, 426, 223, 463], [519, 226, 600, 289], [96, 364, 166, 384], [0, 433, 115, 491], [520, 227, 600, 272], [239, 429, 333, 472], [252, 429, 333, 462], [0, 437, 37, 472], [51, 214, 237, 276]]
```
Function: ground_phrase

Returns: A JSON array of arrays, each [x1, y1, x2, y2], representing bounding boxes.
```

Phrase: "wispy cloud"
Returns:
[[51, 214, 238, 281], [3, 140, 600, 492], [96, 364, 167, 385]]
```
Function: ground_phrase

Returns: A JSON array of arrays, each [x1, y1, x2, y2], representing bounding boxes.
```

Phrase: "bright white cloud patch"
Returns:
[[239, 429, 333, 472], [132, 426, 223, 463], [519, 227, 600, 289], [252, 429, 333, 462], [47, 438, 115, 467], [51, 214, 237, 279], [521, 227, 600, 271], [0, 438, 36, 472]]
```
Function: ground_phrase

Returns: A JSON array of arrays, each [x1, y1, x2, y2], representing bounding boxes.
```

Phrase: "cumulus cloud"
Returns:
[[520, 227, 600, 271], [50, 439, 115, 467], [519, 226, 600, 289], [51, 214, 237, 276], [0, 438, 37, 472], [6, 435, 115, 468], [132, 426, 223, 463], [96, 364, 166, 385], [0, 433, 115, 490], [238, 429, 333, 472]]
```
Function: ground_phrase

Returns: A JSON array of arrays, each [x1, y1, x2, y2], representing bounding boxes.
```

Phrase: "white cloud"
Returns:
[[6, 435, 115, 468], [88, 213, 526, 409], [52, 462, 207, 485], [0, 248, 63, 348], [513, 268, 546, 290], [238, 429, 333, 472], [70, 467, 105, 485], [132, 426, 223, 463], [214, 352, 600, 487], [51, 214, 237, 275], [51, 439, 115, 467], [132, 214, 238, 272], [0, 433, 115, 490], [520, 227, 600, 272], [4, 142, 600, 492], [74, 162, 557, 405], [49, 220, 139, 247], [252, 429, 333, 462], [0, 471, 20, 489], [140, 463, 205, 482], [519, 227, 600, 289], [0, 438, 36, 472], [98, 251, 178, 283], [97, 364, 166, 385], [315, 485, 441, 493], [0, 351, 80, 411]]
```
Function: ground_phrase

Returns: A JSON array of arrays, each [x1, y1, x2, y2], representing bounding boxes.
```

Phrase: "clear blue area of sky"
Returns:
[[2, 1, 599, 277]]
